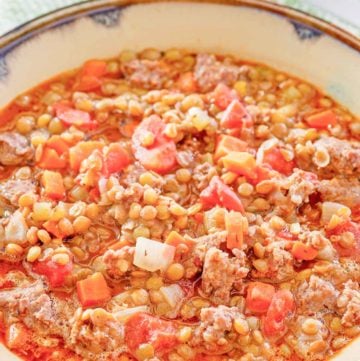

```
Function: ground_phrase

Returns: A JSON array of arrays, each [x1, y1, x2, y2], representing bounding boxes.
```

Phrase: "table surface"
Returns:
[[0, 0, 359, 37]]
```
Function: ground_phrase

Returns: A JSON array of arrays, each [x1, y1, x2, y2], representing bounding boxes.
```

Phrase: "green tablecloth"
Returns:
[[0, 0, 359, 37]]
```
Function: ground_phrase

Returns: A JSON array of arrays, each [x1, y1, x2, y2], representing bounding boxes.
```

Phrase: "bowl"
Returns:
[[0, 1, 359, 360]]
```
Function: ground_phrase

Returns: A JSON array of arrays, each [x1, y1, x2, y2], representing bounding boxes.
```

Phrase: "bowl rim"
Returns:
[[0, 0, 359, 56]]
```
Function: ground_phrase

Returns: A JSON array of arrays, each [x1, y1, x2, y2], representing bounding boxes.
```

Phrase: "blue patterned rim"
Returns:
[[0, 0, 359, 81]]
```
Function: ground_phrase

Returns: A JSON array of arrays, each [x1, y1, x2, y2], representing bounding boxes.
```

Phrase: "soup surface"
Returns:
[[0, 49, 359, 361]]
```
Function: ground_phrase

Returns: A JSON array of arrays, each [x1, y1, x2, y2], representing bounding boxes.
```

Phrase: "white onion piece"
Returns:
[[5, 210, 28, 244], [133, 237, 175, 272], [256, 138, 279, 165], [321, 202, 350, 223], [114, 306, 149, 322], [160, 284, 185, 308]]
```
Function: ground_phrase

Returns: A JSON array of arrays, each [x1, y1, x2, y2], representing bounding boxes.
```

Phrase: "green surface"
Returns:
[[0, 0, 359, 37]]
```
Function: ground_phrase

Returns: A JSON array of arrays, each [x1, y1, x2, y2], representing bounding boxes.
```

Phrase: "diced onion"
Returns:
[[114, 306, 149, 322], [160, 284, 185, 308], [5, 211, 28, 244], [133, 237, 175, 272], [321, 202, 350, 224]]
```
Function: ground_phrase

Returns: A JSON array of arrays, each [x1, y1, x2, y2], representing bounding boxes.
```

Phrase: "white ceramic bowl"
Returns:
[[0, 1, 359, 360]]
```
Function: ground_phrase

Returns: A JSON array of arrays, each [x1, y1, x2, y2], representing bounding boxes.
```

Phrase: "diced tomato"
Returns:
[[33, 259, 73, 288], [102, 143, 131, 177], [220, 100, 252, 129], [250, 165, 271, 185], [212, 83, 238, 110], [305, 109, 337, 129], [326, 220, 360, 261], [277, 229, 298, 240], [246, 282, 275, 313], [55, 103, 97, 130], [46, 135, 70, 155], [262, 290, 294, 338], [125, 313, 179, 356], [200, 176, 244, 212], [132, 115, 177, 174], [262, 147, 295, 176]]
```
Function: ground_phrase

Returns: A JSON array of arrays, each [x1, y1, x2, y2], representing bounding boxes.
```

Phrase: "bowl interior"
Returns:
[[0, 1, 359, 360]]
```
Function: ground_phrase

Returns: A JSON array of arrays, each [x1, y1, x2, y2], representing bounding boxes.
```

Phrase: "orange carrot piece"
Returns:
[[42, 170, 65, 200], [38, 148, 67, 169], [305, 109, 337, 129], [109, 239, 132, 250], [46, 135, 70, 155], [69, 141, 104, 172], [81, 60, 107, 77], [43, 221, 64, 239], [222, 151, 257, 179], [225, 211, 247, 249], [291, 241, 318, 260], [214, 135, 248, 161], [165, 231, 195, 250], [77, 272, 111, 308]]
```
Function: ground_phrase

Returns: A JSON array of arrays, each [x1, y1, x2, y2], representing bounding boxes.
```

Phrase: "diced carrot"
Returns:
[[109, 240, 132, 250], [43, 221, 64, 239], [246, 282, 275, 313], [225, 211, 248, 249], [220, 100, 251, 129], [69, 141, 104, 172], [222, 151, 257, 180], [76, 76, 102, 92], [102, 143, 131, 177], [81, 60, 108, 77], [176, 72, 197, 93], [200, 176, 244, 213], [41, 170, 65, 200], [305, 109, 337, 129], [77, 272, 111, 308], [214, 135, 248, 161], [212, 83, 238, 110], [38, 148, 67, 169], [55, 104, 97, 130], [263, 147, 295, 176], [46, 135, 70, 155], [165, 231, 195, 250], [74, 60, 108, 92], [291, 241, 318, 260]]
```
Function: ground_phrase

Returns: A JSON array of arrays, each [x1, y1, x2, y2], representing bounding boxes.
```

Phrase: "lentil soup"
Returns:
[[0, 49, 359, 361]]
